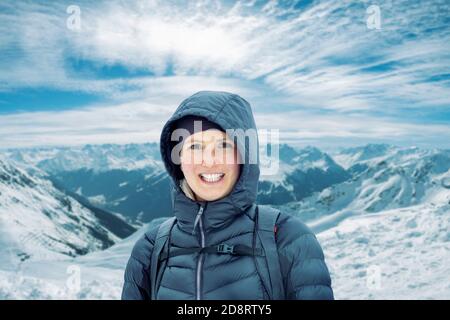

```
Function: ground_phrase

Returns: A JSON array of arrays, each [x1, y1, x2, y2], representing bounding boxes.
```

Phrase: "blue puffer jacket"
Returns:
[[122, 91, 334, 300]]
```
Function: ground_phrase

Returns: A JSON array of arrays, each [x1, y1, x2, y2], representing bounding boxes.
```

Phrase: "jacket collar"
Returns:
[[173, 178, 251, 234]]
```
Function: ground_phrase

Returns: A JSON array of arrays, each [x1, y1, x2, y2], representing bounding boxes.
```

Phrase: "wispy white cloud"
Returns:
[[0, 75, 265, 149], [256, 109, 450, 148], [0, 0, 449, 149], [0, 100, 169, 148], [1, 99, 449, 150]]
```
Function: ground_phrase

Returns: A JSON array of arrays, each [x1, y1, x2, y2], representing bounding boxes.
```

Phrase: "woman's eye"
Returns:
[[189, 144, 202, 150], [220, 142, 232, 149]]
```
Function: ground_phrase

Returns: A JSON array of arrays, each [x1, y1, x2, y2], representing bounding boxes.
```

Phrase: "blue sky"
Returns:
[[0, 0, 449, 150]]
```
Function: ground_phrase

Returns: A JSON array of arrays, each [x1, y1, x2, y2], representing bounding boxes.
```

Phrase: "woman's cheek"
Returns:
[[227, 163, 240, 180], [181, 161, 196, 177]]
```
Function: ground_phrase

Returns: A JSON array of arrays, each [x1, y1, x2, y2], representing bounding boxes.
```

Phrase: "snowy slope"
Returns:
[[0, 158, 126, 269], [318, 200, 450, 299], [0, 218, 166, 299], [2, 197, 448, 300]]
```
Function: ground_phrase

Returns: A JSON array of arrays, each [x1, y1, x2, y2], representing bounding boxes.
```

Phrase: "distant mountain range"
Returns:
[[4, 143, 171, 225], [3, 143, 450, 226], [280, 144, 450, 225], [3, 143, 352, 223]]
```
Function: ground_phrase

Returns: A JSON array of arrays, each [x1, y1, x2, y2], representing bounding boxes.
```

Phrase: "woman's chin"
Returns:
[[194, 186, 227, 201]]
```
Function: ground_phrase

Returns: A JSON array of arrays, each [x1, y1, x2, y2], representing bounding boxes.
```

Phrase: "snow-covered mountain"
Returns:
[[0, 157, 135, 269], [271, 144, 450, 299], [53, 167, 172, 224], [332, 143, 395, 169], [280, 144, 450, 223], [258, 145, 350, 205], [4, 144, 171, 224], [5, 143, 163, 173]]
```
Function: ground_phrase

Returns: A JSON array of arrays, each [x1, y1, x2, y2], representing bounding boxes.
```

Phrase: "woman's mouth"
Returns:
[[199, 173, 225, 184]]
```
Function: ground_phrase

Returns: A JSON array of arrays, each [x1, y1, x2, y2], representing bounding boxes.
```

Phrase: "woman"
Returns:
[[122, 91, 334, 300]]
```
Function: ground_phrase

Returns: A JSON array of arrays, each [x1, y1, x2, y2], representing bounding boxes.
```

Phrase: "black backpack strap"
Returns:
[[160, 244, 265, 261], [150, 216, 176, 300], [150, 206, 285, 300], [256, 204, 286, 300]]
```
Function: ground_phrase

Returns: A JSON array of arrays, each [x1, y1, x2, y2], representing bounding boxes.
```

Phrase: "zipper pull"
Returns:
[[192, 205, 204, 235]]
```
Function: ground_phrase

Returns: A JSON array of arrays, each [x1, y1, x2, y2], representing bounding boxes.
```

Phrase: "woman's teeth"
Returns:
[[199, 173, 225, 183]]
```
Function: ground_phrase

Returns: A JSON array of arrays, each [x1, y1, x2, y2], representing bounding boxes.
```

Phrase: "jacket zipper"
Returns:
[[195, 204, 206, 300]]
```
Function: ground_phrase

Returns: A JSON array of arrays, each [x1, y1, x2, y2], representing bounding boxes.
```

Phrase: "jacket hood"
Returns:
[[159, 90, 260, 234]]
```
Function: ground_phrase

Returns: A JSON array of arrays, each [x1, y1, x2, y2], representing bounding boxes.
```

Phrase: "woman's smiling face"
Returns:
[[180, 129, 242, 202]]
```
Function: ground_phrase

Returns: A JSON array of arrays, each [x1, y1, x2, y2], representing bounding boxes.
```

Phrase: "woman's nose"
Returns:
[[202, 145, 225, 167], [202, 147, 216, 167]]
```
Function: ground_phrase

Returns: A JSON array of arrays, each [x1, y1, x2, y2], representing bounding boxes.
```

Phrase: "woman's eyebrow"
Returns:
[[188, 138, 230, 143]]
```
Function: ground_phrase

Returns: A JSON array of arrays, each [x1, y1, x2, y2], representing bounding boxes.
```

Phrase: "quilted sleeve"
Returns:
[[121, 226, 157, 300], [276, 213, 334, 300]]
